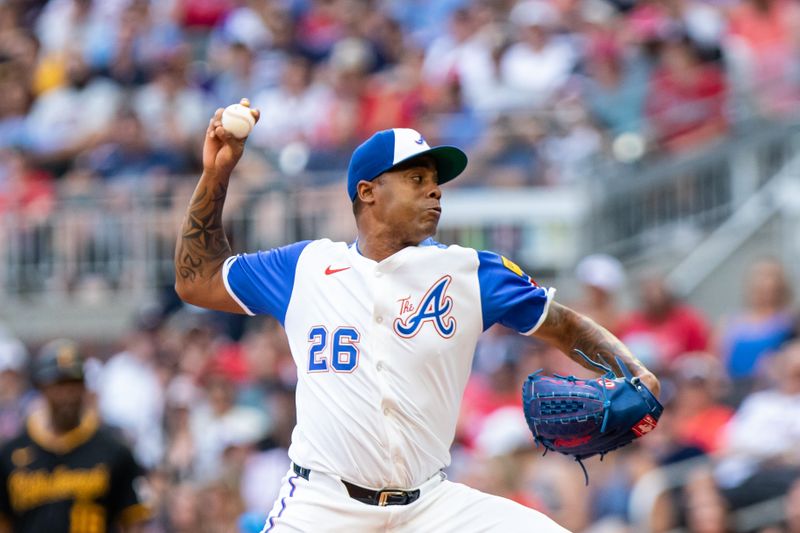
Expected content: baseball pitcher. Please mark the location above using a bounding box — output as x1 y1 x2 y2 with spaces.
174 100 661 532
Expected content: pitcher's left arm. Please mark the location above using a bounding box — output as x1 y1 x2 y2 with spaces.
533 301 660 397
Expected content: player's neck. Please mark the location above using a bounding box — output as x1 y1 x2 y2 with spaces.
49 416 82 435
356 231 423 262
357 238 405 262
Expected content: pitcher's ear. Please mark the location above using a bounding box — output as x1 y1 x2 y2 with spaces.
357 180 377 205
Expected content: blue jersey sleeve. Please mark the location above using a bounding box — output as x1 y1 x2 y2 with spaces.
222 240 311 324
477 250 555 334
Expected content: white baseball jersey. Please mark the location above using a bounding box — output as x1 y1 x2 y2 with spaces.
223 238 555 490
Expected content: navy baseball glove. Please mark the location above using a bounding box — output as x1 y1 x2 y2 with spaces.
522 351 663 483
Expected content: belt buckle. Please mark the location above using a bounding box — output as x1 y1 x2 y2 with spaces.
377 490 406 506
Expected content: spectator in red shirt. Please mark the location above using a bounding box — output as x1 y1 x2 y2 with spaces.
0 149 55 220
725 0 800 117
669 353 734 454
619 275 710 370
645 37 727 153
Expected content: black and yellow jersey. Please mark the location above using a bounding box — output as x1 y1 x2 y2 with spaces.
0 408 150 533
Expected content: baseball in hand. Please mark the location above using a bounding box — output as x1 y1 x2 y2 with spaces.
221 103 256 139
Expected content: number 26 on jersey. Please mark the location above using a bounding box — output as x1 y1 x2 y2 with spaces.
307 326 361 373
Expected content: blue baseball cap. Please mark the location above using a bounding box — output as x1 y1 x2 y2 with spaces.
347 128 468 201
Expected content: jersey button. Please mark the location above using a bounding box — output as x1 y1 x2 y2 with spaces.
376 361 384 371
383 408 390 416
375 271 383 278
376 316 383 324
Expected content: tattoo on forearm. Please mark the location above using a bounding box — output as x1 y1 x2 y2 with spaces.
545 304 647 376
175 181 231 282
569 315 646 375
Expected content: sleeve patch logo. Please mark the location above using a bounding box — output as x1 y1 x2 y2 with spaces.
394 275 457 338
501 256 524 277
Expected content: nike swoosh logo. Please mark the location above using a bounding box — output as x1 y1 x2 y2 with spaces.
325 266 351 275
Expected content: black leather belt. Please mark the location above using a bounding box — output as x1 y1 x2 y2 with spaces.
293 463 421 506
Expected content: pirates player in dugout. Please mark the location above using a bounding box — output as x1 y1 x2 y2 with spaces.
0 339 151 533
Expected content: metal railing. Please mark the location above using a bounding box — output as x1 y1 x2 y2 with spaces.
587 118 800 261
0 183 590 302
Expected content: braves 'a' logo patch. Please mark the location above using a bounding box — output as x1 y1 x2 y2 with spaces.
394 275 456 338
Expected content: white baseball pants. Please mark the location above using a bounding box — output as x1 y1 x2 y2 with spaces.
260 467 571 532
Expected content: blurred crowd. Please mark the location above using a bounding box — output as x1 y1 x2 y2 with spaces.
2 0 800 220
1 253 799 532
2 0 800 531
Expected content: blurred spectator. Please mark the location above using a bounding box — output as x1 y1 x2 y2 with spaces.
502 1 577 109
540 99 602 184
163 374 198 481
210 42 264 108
132 56 210 154
102 1 185 87
716 257 794 387
669 353 734 454
180 0 233 29
236 317 295 409
467 114 544 186
725 0 800 118
645 37 728 153
682 468 731 533
239 384 296 521
0 149 55 219
34 0 105 62
0 339 151 532
210 4 271 56
84 108 189 184
422 8 478 84
451 22 518 114
581 39 650 137
0 337 33 444
311 36 375 155
250 54 332 154
419 76 485 152
713 340 800 516
0 149 55 292
388 0 466 46
295 0 346 60
25 53 122 162
162 482 203 533
459 326 528 447
189 362 268 482
0 77 32 149
619 274 710 370
462 408 590 531
95 320 166 470
572 253 626 334
787 479 800 533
